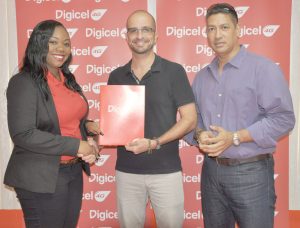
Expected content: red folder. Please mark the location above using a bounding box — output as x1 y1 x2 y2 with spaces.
98 85 145 145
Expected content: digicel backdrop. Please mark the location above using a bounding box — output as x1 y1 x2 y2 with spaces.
156 1 291 228
12 0 291 227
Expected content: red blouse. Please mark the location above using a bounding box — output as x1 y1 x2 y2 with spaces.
47 71 87 161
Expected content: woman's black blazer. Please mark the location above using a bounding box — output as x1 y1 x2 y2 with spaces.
4 72 91 193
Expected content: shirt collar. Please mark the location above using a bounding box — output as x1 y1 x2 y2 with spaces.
209 45 247 70
125 54 162 77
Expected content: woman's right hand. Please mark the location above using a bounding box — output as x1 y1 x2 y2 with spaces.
77 140 99 157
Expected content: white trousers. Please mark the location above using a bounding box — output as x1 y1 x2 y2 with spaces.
116 171 184 228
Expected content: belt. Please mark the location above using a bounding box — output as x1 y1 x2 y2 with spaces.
209 153 272 166
60 158 80 165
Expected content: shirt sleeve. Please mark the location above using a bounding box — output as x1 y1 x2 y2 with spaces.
246 62 295 148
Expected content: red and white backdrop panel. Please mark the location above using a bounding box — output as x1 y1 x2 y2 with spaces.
156 1 291 228
15 0 291 227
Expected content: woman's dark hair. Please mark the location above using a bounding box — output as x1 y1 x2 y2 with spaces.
20 19 81 100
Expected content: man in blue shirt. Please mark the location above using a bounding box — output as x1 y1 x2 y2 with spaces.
186 3 295 228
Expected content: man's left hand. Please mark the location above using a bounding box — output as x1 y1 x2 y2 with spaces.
198 125 233 157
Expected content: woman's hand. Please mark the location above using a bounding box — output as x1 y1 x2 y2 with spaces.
85 121 103 135
77 139 102 164
80 154 97 164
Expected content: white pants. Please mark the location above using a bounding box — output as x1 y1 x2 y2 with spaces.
116 171 184 228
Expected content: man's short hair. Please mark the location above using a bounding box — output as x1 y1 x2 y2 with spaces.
206 3 238 24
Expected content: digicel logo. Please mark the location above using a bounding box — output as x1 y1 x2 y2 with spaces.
196 44 214 56
182 63 209 73
239 25 280 37
184 210 203 220
92 46 108 58
88 173 116 184
182 173 201 183
92 82 106 94
195 6 248 19
95 154 110 167
263 25 280 37
86 64 121 76
68 65 79 73
55 9 107 22
82 190 110 202
95 191 110 202
91 9 107 21
81 82 107 94
235 6 249 18
90 210 118 221
27 28 77 38
86 27 127 39
71 46 107 58
66 28 78 38
166 26 206 38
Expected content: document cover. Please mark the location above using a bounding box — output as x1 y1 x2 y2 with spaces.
99 85 145 145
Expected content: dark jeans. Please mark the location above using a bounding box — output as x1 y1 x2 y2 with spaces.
15 162 83 228
201 155 276 228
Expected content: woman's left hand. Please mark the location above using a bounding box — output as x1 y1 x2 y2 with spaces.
85 120 103 135
80 154 97 164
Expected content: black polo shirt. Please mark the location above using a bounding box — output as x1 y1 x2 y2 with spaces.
108 55 194 174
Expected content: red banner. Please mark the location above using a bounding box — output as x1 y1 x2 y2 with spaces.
157 1 291 227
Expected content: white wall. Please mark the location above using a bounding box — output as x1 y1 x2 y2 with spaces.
0 0 20 209
289 0 300 210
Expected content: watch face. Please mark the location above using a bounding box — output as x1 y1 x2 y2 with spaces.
233 139 240 146
233 133 240 146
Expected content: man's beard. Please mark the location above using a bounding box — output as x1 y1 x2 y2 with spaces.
129 39 155 54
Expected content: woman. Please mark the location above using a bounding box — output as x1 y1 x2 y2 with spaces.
4 20 100 228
